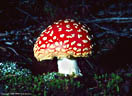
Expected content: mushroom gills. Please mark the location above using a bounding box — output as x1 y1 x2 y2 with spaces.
57 58 82 76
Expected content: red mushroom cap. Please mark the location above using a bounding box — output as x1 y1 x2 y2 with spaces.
33 19 93 61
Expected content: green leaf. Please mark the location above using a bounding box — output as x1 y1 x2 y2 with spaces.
94 74 98 80
101 74 105 78
116 86 120 92
43 90 47 96
107 82 110 88
77 82 81 88
126 73 132 77
111 73 116 78
105 73 108 78
98 75 101 79
33 84 37 89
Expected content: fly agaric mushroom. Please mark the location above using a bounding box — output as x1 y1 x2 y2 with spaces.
33 19 93 76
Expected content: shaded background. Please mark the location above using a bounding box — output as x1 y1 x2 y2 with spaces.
0 0 132 95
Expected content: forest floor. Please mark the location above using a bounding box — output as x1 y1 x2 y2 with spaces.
0 0 132 95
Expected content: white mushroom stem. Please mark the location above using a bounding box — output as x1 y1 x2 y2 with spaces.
57 58 83 76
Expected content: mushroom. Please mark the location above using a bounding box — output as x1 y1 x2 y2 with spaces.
33 19 93 76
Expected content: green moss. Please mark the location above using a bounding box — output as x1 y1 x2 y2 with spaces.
0 71 83 95
0 62 31 76
94 73 123 95
0 62 130 95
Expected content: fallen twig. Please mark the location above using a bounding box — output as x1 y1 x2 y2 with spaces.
0 33 7 37
7 47 19 56
95 31 131 38
84 58 94 71
16 7 41 24
93 23 132 38
82 17 132 23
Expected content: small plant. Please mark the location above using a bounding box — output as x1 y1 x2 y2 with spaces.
0 72 83 95
94 73 123 95
0 62 31 76
1 62 130 95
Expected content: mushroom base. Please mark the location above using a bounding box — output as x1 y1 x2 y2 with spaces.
57 58 82 76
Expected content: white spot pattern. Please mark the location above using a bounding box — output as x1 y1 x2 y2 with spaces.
55 42 59 46
71 34 75 37
58 28 62 31
71 41 76 45
73 23 78 26
71 19 74 22
34 19 93 61
83 48 88 51
60 34 65 38
82 40 88 43
66 29 73 32
78 34 82 38
41 44 45 48
47 44 50 47
60 41 63 45
53 36 57 40
67 36 72 38
66 25 70 28
50 44 55 48
86 35 91 40
50 30 54 36
56 47 61 51
49 39 53 42
66 44 70 48
43 37 47 40
64 40 69 43
77 29 81 32
73 47 77 50
49 26 52 30
64 20 69 23
77 49 81 52
77 43 82 46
